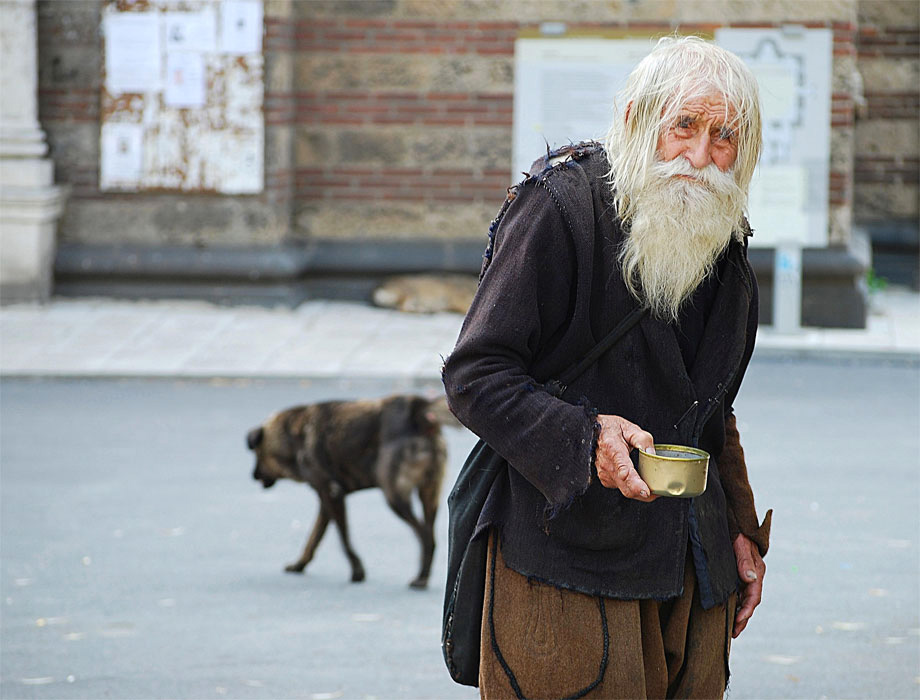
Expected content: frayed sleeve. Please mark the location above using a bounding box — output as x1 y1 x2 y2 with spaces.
720 251 771 556
442 181 595 511
721 412 772 556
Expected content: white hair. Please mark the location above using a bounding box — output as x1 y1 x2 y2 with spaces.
603 35 763 224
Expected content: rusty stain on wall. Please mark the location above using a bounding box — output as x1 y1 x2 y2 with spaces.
100 0 264 194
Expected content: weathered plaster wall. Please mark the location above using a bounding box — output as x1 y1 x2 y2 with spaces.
37 0 293 247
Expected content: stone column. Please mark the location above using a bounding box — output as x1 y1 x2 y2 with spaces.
0 0 67 303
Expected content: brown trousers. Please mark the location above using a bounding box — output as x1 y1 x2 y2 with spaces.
480 533 735 700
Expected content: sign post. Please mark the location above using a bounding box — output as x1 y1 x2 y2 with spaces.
773 243 803 334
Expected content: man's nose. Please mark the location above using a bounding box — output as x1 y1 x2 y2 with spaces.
683 133 712 169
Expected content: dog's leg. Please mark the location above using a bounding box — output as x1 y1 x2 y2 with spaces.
417 479 440 588
384 493 433 589
285 504 330 574
324 493 366 583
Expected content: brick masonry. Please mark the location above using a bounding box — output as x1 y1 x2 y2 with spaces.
286 10 872 245
853 1 919 224
34 0 917 248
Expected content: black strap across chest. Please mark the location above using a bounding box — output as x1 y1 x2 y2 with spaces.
544 306 648 399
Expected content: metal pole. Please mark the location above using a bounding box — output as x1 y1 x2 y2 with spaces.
773 243 803 334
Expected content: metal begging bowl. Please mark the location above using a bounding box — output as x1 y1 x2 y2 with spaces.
637 445 710 498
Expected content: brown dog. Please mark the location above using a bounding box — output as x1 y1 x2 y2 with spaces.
246 394 448 589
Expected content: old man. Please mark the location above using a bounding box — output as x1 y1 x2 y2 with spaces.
443 35 773 698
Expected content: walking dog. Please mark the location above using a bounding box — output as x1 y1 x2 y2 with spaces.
246 395 448 589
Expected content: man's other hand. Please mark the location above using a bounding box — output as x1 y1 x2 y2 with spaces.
595 414 658 502
732 533 765 638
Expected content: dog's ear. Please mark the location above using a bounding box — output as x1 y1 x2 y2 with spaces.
422 395 462 429
246 427 264 450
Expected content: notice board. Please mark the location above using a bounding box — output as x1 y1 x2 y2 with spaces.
100 0 264 194
716 27 832 248
511 36 658 180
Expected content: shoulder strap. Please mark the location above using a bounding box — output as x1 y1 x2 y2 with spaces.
488 144 643 400
545 306 648 399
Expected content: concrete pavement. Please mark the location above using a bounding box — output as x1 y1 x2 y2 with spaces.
2 362 918 699
2 291 918 699
1 286 918 379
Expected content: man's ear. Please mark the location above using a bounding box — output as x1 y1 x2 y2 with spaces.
624 100 633 126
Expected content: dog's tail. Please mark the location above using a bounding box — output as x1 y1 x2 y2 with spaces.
422 394 463 430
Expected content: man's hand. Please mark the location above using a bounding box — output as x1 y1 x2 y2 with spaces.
732 533 765 638
595 414 658 502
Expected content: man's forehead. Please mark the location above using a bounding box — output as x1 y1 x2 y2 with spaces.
673 95 738 122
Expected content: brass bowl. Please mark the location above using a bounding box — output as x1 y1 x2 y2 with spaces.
637 444 710 498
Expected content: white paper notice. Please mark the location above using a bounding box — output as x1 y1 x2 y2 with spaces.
717 27 833 247
165 10 217 53
747 165 809 246
512 38 656 178
165 52 206 108
753 62 798 124
104 13 161 95
220 0 263 55
100 122 144 189
217 131 263 193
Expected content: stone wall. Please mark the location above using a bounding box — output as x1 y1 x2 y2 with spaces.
38 0 876 250
289 0 865 247
854 0 918 225
31 0 918 318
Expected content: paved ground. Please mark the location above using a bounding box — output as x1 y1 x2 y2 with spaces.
1 363 918 700
0 286 917 379
0 288 918 699
1 377 474 700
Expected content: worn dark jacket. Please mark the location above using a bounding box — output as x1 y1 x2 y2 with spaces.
442 143 769 608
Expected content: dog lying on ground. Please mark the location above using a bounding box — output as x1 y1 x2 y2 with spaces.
246 394 450 589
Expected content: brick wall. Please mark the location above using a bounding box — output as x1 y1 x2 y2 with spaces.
854 0 919 225
290 1 863 245
37 0 916 254
288 9 520 240
262 1 296 215
36 1 100 204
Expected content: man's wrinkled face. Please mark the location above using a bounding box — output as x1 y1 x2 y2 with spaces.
656 95 739 174
621 92 745 322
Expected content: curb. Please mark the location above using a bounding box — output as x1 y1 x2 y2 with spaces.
2 348 918 382
751 347 920 366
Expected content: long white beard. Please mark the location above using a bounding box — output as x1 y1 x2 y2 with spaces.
619 158 746 322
